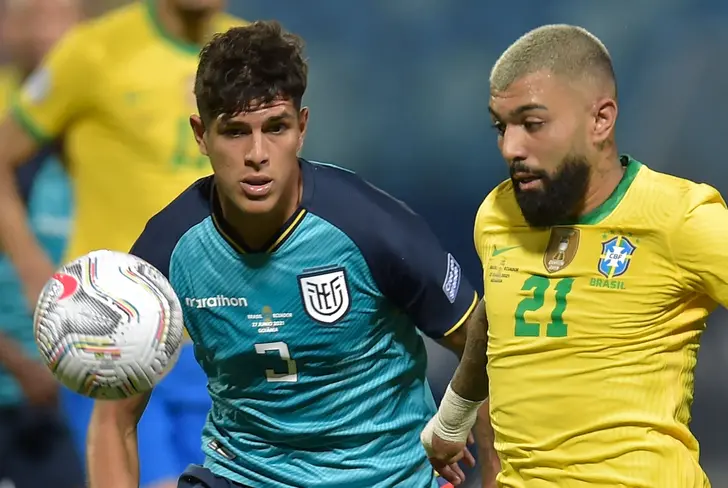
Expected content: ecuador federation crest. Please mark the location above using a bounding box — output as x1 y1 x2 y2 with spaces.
297 267 351 325
598 236 637 278
543 227 580 273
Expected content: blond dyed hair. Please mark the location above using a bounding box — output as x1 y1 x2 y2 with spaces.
490 24 616 95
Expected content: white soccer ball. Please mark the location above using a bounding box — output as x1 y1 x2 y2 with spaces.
33 250 184 400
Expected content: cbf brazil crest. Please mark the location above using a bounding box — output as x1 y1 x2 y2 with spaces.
598 236 637 278
297 267 351 324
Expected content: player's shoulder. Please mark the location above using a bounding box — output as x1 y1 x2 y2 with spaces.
45 2 145 64
70 2 145 42
130 176 213 276
633 159 726 212
304 158 423 230
475 178 525 231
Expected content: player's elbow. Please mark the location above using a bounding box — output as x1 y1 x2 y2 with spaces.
0 115 40 171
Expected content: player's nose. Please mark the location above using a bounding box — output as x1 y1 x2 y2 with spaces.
244 132 269 167
500 126 529 162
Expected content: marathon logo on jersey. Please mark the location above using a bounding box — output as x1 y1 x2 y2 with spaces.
297 267 351 325
598 236 637 279
185 295 248 309
442 253 461 304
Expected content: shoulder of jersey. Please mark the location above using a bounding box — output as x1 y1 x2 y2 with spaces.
636 163 725 214
306 160 414 214
475 178 525 231
56 3 150 60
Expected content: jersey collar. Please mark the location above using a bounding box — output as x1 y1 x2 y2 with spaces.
573 154 642 226
144 0 214 56
210 159 313 254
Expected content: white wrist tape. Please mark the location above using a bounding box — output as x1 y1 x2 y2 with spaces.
432 384 485 443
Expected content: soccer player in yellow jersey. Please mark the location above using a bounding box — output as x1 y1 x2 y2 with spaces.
0 1 245 487
421 24 724 488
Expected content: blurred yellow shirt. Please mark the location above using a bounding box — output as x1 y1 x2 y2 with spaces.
475 157 718 487
0 67 19 113
11 0 245 262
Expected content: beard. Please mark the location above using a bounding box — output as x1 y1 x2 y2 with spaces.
511 154 591 228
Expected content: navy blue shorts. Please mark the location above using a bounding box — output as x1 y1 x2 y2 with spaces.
0 405 84 488
178 465 458 488
178 465 250 488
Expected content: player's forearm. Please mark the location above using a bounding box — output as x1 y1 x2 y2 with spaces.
475 401 500 487
0 172 48 269
87 397 148 488
451 299 489 401
0 332 57 405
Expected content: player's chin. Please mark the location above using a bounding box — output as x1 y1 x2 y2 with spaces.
235 195 278 215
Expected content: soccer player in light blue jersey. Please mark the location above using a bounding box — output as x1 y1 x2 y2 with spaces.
88 21 489 488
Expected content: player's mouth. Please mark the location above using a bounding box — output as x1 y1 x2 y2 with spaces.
512 173 544 191
240 175 273 199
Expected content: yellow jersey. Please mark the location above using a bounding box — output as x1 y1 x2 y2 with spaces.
0 68 19 112
476 156 724 488
11 1 244 262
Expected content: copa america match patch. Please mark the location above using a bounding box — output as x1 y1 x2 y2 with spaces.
442 253 461 304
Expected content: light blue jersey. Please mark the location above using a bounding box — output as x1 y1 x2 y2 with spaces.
0 156 71 405
131 160 477 487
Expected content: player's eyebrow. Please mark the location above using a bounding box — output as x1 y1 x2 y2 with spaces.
489 103 548 120
264 113 294 123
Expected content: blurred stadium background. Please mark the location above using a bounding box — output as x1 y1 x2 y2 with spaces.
1 0 727 486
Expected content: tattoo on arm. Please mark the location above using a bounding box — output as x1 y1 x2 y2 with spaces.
451 299 488 402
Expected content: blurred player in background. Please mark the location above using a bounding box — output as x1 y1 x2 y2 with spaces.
422 24 728 488
0 1 245 487
0 0 82 487
88 21 489 488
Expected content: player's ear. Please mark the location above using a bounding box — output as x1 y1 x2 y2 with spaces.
297 106 309 154
591 97 617 146
189 114 209 156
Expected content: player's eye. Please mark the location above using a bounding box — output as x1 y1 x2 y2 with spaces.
491 121 506 136
222 128 248 138
266 123 288 134
523 121 544 132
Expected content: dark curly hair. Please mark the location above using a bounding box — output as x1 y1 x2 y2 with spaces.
194 21 308 124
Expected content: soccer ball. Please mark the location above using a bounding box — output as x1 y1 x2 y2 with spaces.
33 250 184 400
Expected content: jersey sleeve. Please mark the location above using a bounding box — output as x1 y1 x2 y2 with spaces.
474 199 490 265
10 26 99 141
373 206 478 339
672 184 728 306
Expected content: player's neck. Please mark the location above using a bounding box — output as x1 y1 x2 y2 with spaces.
580 154 625 216
155 0 216 46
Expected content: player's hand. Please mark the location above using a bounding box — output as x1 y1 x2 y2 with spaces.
422 416 476 486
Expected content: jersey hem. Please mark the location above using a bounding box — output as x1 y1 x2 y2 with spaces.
9 98 51 143
443 291 479 337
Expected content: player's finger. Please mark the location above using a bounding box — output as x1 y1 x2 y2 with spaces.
461 446 476 468
435 464 463 486
447 461 467 484
467 431 475 445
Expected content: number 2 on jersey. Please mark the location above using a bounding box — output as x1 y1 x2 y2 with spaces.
255 342 298 383
514 276 574 337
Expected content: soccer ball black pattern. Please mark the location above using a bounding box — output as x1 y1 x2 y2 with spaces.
33 250 184 399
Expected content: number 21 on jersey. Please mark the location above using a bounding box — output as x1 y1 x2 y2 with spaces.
514 276 574 337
